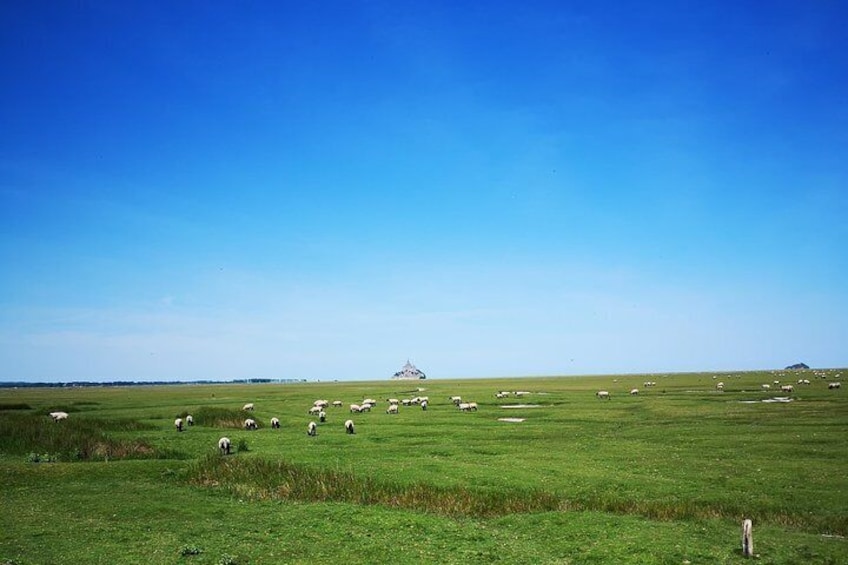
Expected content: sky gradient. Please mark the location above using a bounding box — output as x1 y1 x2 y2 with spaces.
2 1 846 382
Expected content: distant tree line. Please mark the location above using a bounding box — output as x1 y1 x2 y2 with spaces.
0 378 307 389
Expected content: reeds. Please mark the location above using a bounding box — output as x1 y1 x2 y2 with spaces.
186 406 262 429
0 412 180 462
188 455 848 533
189 455 566 518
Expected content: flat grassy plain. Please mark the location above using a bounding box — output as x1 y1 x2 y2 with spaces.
1 369 846 564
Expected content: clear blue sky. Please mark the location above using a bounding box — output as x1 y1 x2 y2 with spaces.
1 1 846 382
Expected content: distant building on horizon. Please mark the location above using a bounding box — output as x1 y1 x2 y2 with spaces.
391 360 426 380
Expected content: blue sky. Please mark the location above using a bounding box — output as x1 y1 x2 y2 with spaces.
1 1 846 382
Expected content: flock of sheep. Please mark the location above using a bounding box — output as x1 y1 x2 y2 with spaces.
162 392 493 455
45 371 841 459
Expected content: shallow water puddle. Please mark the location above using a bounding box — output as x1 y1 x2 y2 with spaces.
738 396 794 404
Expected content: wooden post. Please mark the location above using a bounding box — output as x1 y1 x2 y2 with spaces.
742 519 754 557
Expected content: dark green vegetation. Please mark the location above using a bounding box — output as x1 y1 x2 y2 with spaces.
1 370 846 564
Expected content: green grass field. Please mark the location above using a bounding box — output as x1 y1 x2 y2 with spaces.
1 369 846 564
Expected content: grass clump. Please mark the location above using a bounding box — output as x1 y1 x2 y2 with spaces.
188 455 564 518
0 412 182 462
190 406 260 429
179 545 203 556
0 403 32 411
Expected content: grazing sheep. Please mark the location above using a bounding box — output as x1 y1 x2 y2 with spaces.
742 518 754 557
829 382 841 389
175 418 184 432
596 391 610 400
319 410 326 423
716 382 725 390
344 419 355 434
780 385 794 393
308 406 322 415
386 404 399 414
495 392 509 399
244 418 257 430
186 414 194 426
49 411 69 422
362 398 377 407
218 437 231 455
349 404 362 413
450 396 462 405
243 403 255 411
630 388 639 395
387 398 399 405
761 384 770 390
270 417 280 429
421 399 428 411
332 400 343 407
307 421 317 436
313 400 329 409
359 403 372 412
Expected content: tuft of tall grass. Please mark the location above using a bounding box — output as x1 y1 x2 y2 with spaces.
0 403 32 411
188 455 567 518
188 407 262 429
0 412 182 462
187 455 848 533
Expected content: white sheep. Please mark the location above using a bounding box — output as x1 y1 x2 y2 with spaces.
495 392 509 399
319 410 326 423
780 385 794 393
421 399 428 411
450 395 462 405
387 398 399 405
596 391 610 400
386 404 399 414
271 417 280 429
829 382 841 389
218 437 231 455
308 406 322 415
332 400 343 407
761 384 770 390
630 388 639 395
349 404 362 413
175 418 184 432
344 419 355 434
244 418 257 430
307 421 317 436
243 403 255 411
49 411 69 422
716 382 725 390
186 414 194 426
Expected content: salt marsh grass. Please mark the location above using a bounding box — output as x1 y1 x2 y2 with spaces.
1 369 846 563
